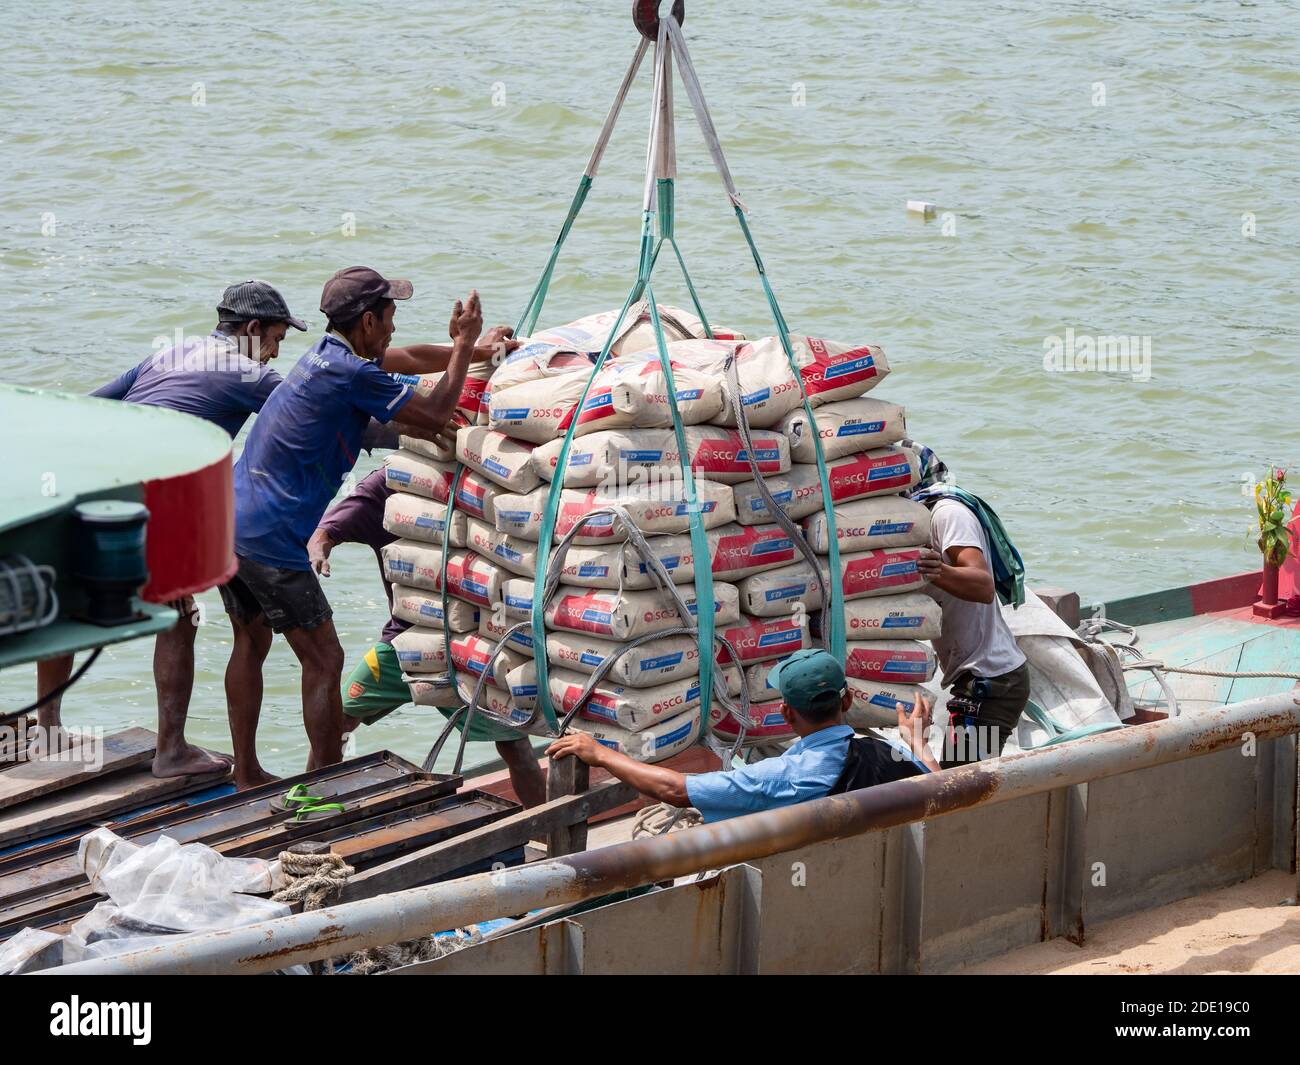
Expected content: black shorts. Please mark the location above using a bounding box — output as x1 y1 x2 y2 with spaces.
218 555 332 634
941 663 1031 769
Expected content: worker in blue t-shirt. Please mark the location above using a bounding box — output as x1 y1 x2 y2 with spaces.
219 266 497 789
547 649 940 824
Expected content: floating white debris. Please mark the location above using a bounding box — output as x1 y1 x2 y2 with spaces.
906 200 937 218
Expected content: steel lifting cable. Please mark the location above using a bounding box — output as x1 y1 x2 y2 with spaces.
661 15 846 655
431 16 856 763
514 38 650 339
725 359 831 646
426 503 755 773
527 22 717 737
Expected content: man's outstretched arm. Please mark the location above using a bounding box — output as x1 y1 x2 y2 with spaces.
388 292 484 434
381 325 518 375
546 731 691 808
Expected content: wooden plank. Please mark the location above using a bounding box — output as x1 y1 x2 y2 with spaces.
0 750 445 875
0 718 36 770
339 779 638 903
545 757 590 857
1225 629 1300 704
0 779 444 914
296 793 515 868
0 728 157 812
0 791 520 937
0 765 229 849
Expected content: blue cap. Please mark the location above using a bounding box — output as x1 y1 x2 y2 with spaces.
766 649 847 713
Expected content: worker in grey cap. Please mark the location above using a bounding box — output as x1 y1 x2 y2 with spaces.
35 279 307 779
221 266 504 788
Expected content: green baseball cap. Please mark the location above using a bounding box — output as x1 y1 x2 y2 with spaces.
766 649 847 713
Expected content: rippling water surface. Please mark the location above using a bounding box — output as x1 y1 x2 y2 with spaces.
2 1 1297 774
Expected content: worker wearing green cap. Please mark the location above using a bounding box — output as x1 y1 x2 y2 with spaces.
547 649 941 824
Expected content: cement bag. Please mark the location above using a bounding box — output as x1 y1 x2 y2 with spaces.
489 342 596 393
742 660 782 702
456 427 541 493
530 426 789 487
846 678 923 730
781 397 905 462
407 675 460 707
380 542 504 606
735 547 925 613
453 470 503 523
556 533 696 589
390 625 450 673
381 540 448 594
842 591 942 641
839 548 926 600
391 584 481 633
788 336 890 406
715 614 813 666
546 631 703 687
572 706 701 764
530 303 726 357
666 339 805 429
494 479 735 544
802 496 930 553
711 523 800 580
499 578 535 620
845 640 936 685
545 581 740 641
405 681 527 738
736 561 824 617
559 522 797 587
479 609 536 656
503 660 539 711
383 451 455 501
567 355 724 436
383 492 468 547
474 685 534 730
463 517 539 579
443 550 506 607
548 667 703 732
617 303 746 353
450 633 526 690
399 412 468 462
709 699 793 742
487 371 594 444
402 367 493 421
732 446 919 524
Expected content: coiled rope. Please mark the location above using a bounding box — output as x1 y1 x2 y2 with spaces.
271 851 354 912
632 802 702 838
272 850 480 975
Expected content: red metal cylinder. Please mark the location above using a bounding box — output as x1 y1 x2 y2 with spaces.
139 453 237 603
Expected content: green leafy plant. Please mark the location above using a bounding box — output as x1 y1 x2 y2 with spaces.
1254 466 1293 567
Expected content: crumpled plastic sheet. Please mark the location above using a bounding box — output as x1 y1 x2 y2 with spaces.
1 828 304 974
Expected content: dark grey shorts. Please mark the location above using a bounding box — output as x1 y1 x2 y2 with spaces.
218 555 332 634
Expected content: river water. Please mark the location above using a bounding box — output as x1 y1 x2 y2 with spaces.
2 1 1297 775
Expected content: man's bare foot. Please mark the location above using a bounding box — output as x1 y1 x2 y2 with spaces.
234 766 280 791
152 743 232 779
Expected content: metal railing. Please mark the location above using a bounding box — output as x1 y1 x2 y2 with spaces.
49 689 1300 975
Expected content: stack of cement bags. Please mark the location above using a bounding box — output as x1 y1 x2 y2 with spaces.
377 372 540 732
399 303 941 760
643 332 940 740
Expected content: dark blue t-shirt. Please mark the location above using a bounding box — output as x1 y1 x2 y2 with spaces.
92 331 281 438
234 333 413 570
